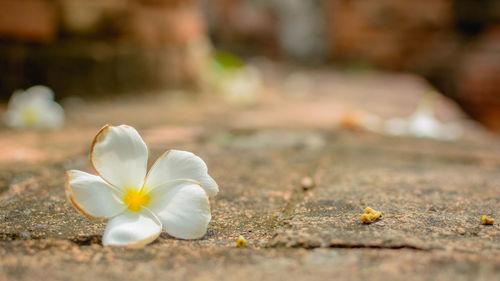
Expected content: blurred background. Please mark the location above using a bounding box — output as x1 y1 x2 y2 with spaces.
0 0 499 131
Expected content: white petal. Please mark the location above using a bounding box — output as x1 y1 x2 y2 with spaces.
4 107 24 128
25 85 55 101
65 170 126 219
145 150 218 197
6 90 29 109
148 181 211 239
10 86 54 110
102 209 162 246
408 112 440 138
7 86 53 109
39 102 65 129
91 125 148 191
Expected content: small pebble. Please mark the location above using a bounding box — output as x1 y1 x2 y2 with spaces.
301 177 315 190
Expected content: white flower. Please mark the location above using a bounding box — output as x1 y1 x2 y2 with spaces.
218 65 262 106
4 85 64 130
384 92 462 140
407 108 445 138
65 124 218 246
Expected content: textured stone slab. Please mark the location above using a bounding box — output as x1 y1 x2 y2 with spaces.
268 133 500 253
0 70 499 280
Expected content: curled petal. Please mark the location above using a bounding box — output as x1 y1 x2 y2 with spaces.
102 209 162 246
91 124 148 191
148 181 211 239
145 150 218 196
65 170 126 219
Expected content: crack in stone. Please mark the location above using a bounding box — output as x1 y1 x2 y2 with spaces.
327 242 429 251
0 232 43 241
272 151 332 234
69 235 102 246
267 235 430 251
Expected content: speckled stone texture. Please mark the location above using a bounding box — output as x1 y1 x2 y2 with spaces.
0 69 499 281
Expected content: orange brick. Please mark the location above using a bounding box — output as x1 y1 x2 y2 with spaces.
0 0 57 42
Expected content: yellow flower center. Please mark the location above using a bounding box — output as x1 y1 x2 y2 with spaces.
22 108 39 126
123 188 151 212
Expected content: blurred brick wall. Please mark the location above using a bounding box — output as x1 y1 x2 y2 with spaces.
456 26 500 131
2 0 499 129
0 0 57 42
204 0 457 70
324 0 456 71
204 0 279 58
0 0 210 99
204 0 500 130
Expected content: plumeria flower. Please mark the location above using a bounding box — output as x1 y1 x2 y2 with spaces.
4 85 64 130
218 65 262 106
385 92 462 140
205 51 262 106
65 124 218 246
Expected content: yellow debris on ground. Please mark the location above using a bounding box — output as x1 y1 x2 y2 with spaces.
361 207 383 224
481 216 495 225
236 235 247 248
339 110 362 130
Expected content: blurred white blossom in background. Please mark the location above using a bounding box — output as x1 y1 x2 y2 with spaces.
4 85 65 130
217 65 261 106
205 51 262 106
385 92 462 141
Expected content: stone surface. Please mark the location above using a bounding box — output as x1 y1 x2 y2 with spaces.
0 69 499 280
